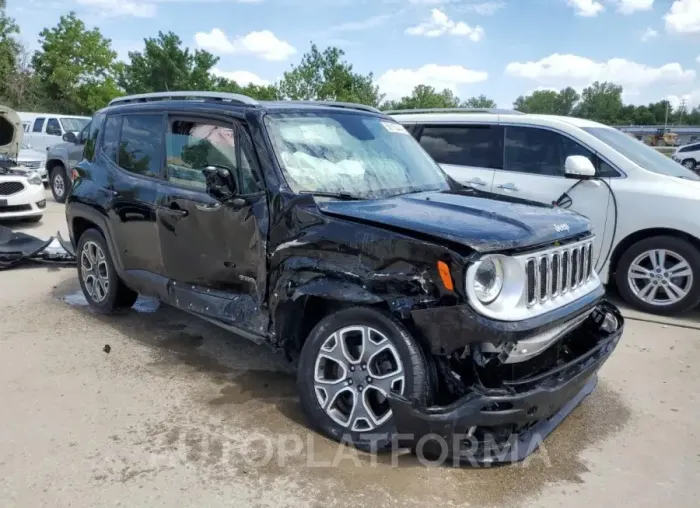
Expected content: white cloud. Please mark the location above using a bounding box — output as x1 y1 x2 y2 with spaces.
194 29 296 61
566 0 604 17
76 0 156 17
406 9 485 41
211 68 270 86
641 27 658 41
505 54 696 90
666 90 700 110
664 0 700 35
614 0 654 15
697 55 700 64
376 64 488 100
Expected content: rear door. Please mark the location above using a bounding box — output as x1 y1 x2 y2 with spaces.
490 125 615 268
99 112 166 278
416 124 502 191
156 112 269 332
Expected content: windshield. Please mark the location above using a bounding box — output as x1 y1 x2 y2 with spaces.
264 111 451 199
60 117 90 133
583 127 700 181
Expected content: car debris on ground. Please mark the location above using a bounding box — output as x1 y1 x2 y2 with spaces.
0 225 76 270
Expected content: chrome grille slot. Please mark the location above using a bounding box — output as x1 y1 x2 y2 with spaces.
524 238 595 309
539 256 548 301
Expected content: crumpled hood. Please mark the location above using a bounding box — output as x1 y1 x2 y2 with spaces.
317 191 591 253
0 105 22 159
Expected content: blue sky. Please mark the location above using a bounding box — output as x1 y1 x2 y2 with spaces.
10 0 700 108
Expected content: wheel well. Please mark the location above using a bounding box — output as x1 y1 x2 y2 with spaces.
46 159 65 175
609 227 700 275
72 217 102 244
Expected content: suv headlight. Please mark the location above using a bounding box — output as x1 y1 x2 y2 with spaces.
474 257 504 303
27 172 43 186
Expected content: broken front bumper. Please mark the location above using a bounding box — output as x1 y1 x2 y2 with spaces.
387 301 623 466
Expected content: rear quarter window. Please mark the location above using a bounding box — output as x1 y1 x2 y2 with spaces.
418 124 504 169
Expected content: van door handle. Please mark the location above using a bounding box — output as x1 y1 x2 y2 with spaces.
466 178 487 187
497 183 519 191
163 203 189 217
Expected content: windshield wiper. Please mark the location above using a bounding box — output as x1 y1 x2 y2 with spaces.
299 191 365 201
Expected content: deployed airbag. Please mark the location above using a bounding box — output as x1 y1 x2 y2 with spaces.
0 225 76 270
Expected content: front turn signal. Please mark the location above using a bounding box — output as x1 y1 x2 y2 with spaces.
437 261 454 291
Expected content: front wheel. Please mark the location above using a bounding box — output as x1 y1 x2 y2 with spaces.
682 159 696 171
297 307 429 452
616 235 700 315
50 164 70 203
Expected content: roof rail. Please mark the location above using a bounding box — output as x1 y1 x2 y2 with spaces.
108 91 259 107
385 107 524 116
268 100 381 114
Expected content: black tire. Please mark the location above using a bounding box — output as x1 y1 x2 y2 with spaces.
50 164 70 203
297 306 429 452
77 228 138 314
682 159 696 171
616 235 700 315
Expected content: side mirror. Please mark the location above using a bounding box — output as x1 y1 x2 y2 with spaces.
62 132 77 144
564 155 596 179
202 166 237 201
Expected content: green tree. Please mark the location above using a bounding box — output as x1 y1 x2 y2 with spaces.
212 76 280 101
279 43 383 106
381 85 461 110
462 94 497 108
117 31 219 94
513 87 580 115
0 0 20 101
31 12 120 114
573 81 623 124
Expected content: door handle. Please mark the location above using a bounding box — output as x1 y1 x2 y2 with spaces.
497 183 519 191
163 203 189 217
466 178 487 187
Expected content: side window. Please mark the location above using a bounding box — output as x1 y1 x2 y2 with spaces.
100 115 121 164
118 114 164 178
165 118 260 193
46 118 62 136
419 125 503 169
505 126 568 176
78 121 91 145
33 118 45 133
84 117 100 161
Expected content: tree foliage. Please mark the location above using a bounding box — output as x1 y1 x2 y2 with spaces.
278 43 383 106
1 8 700 127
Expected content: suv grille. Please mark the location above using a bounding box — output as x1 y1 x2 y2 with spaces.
525 240 594 307
0 182 25 196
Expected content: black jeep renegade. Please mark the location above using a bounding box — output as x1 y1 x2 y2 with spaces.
66 91 623 465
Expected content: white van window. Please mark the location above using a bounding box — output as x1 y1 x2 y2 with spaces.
33 118 45 133
46 118 62 136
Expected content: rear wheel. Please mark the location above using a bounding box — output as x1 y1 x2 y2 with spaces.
297 307 429 452
50 164 70 203
77 228 138 314
616 236 700 315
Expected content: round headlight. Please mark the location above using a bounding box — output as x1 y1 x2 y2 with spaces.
474 257 504 304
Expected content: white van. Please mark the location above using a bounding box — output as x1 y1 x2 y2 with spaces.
19 113 91 152
391 108 700 316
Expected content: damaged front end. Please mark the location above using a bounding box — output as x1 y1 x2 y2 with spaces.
388 302 623 466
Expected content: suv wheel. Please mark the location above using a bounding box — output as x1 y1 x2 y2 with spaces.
77 229 138 314
50 164 70 203
297 307 429 452
616 235 700 315
682 159 696 170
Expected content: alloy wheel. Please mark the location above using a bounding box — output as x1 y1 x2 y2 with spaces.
53 173 65 198
627 249 693 306
81 241 110 303
313 325 405 432
683 160 696 170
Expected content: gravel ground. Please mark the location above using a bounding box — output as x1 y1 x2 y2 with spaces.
0 200 698 507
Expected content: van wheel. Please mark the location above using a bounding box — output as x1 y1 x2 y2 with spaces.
616 236 700 315
50 164 70 203
682 159 696 170
297 307 429 452
77 229 138 314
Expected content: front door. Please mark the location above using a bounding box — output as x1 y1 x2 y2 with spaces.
490 125 615 270
417 124 503 191
156 114 268 330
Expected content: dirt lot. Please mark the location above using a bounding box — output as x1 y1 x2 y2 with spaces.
1 200 699 507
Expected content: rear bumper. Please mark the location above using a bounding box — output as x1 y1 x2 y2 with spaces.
388 301 623 466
